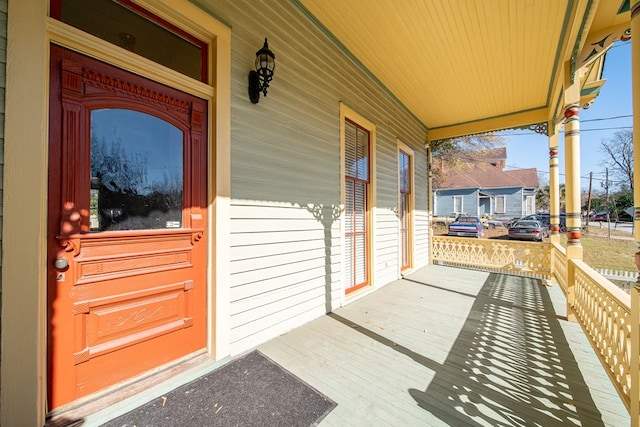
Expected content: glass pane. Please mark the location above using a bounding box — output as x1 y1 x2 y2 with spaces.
354 234 367 284
354 182 367 231
356 128 369 181
400 193 409 228
345 182 355 231
399 151 410 192
401 229 409 266
59 0 204 81
345 121 358 179
90 109 183 232
344 235 354 287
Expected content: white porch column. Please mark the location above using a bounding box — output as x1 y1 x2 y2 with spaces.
563 104 583 260
630 3 640 426
633 3 640 246
548 127 561 243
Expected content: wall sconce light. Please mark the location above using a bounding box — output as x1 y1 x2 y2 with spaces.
248 38 276 104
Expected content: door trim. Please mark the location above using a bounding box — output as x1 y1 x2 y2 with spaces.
2 1 230 425
397 140 415 274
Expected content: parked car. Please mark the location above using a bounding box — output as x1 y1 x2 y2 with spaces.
591 212 609 222
615 210 632 222
483 218 505 228
522 213 566 232
432 214 460 227
508 220 549 241
447 216 483 238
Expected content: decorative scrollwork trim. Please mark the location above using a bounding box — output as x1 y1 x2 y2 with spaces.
191 231 203 245
59 237 81 257
82 68 191 113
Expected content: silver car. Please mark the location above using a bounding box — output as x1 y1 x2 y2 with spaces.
507 220 549 241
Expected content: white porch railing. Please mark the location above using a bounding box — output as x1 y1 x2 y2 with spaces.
431 235 640 420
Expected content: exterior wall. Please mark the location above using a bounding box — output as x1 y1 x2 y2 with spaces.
216 0 429 354
482 187 524 219
435 187 532 220
434 188 477 217
510 188 526 218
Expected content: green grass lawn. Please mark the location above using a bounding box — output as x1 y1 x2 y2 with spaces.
561 226 638 272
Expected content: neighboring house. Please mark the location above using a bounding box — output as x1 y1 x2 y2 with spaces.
434 149 539 220
0 1 632 425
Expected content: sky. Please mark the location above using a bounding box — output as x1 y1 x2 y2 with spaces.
502 41 633 192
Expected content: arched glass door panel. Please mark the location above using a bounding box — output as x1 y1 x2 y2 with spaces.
90 109 183 232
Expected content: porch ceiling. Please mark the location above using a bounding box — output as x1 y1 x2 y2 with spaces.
297 0 630 142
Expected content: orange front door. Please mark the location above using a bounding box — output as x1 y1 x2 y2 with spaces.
47 45 208 409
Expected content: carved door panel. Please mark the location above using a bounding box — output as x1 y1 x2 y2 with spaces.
47 45 208 408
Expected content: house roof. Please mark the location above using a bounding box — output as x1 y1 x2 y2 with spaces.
437 162 539 191
297 1 630 141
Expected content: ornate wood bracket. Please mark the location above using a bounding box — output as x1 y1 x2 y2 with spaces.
191 231 203 245
58 236 81 257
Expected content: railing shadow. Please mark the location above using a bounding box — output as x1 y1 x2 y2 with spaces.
330 272 604 426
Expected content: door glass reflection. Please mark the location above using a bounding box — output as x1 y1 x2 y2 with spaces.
90 109 183 231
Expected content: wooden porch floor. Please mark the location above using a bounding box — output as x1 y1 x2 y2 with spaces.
258 265 629 426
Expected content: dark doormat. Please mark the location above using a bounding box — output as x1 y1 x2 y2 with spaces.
101 350 336 427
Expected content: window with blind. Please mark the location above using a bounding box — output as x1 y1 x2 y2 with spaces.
453 196 463 214
495 195 506 214
344 119 370 294
399 149 411 270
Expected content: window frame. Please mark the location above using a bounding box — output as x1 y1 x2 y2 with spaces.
340 103 376 297
50 0 209 82
397 142 414 272
525 195 534 215
453 195 463 214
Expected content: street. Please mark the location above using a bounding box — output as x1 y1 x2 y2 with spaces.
588 221 634 235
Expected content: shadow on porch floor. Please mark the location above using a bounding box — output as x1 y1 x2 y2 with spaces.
84 265 628 426
258 265 628 426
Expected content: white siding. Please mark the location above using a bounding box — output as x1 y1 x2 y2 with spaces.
211 0 429 354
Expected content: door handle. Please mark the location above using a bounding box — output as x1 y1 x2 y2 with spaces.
54 258 69 270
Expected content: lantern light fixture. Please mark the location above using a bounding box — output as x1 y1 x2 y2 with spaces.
248 38 276 104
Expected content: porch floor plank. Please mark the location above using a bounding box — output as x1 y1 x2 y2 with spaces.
258 265 629 427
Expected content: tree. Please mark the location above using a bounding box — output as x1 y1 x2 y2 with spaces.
600 129 633 190
536 185 550 210
536 183 569 212
91 134 148 195
614 188 634 211
431 133 507 187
